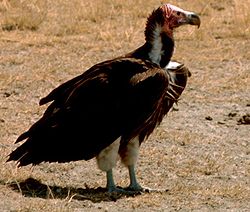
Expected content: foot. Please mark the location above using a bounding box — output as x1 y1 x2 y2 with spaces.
107 185 125 193
107 185 141 195
125 184 153 193
105 169 140 195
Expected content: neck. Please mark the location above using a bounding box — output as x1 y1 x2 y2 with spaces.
128 8 174 68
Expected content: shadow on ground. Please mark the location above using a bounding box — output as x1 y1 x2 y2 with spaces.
5 177 140 202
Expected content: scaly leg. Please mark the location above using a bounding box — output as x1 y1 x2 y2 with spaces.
106 169 124 193
119 137 151 192
106 169 116 192
126 164 155 192
106 169 141 194
97 137 138 194
127 164 143 191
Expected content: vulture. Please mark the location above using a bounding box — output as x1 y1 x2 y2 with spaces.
7 4 200 193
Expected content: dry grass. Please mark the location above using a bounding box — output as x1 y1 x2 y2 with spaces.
0 0 250 211
0 0 47 30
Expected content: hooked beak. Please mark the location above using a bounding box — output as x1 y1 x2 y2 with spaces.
185 12 201 28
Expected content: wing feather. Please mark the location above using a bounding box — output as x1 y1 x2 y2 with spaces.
8 58 169 166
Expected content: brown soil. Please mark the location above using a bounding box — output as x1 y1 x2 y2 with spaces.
0 0 249 211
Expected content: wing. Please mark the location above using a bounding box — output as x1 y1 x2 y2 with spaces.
8 58 169 166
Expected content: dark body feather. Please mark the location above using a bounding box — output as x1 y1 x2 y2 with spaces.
7 5 192 168
8 57 183 166
8 56 189 166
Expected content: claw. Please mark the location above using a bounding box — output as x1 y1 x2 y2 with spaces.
125 184 156 193
108 186 141 195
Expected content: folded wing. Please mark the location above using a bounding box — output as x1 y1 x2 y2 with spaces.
8 58 169 166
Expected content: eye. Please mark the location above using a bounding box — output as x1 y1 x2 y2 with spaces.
176 11 181 16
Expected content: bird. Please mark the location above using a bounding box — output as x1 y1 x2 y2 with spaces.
7 4 200 194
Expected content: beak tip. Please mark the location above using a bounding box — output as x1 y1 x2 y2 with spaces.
188 13 201 28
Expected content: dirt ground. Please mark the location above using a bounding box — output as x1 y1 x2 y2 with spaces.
0 0 249 211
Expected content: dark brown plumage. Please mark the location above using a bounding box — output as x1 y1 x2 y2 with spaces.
7 4 200 193
11 59 168 163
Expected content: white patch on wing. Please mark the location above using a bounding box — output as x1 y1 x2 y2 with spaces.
120 137 140 166
165 61 182 70
96 137 121 172
164 61 183 83
148 24 163 65
164 61 186 103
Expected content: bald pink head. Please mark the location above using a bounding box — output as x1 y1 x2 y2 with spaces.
161 3 200 30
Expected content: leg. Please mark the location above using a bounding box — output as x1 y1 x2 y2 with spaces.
119 137 146 191
106 169 126 193
105 168 141 194
96 137 121 192
127 164 143 191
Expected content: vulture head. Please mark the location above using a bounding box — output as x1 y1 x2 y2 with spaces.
163 4 201 29
146 4 201 40
143 3 201 67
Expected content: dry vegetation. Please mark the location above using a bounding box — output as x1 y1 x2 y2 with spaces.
0 0 249 211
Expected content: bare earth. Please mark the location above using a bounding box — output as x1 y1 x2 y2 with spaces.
0 0 249 211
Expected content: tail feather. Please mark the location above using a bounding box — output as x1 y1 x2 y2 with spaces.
7 138 45 166
7 142 29 165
